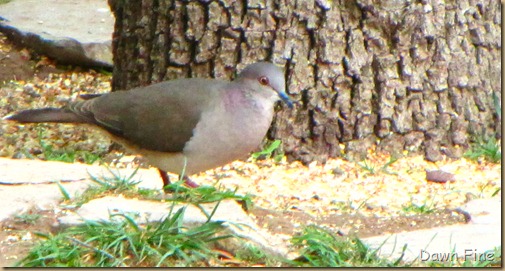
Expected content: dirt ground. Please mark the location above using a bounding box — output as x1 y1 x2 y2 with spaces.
0 32 499 267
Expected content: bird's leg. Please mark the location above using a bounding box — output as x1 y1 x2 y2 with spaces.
158 169 199 192
158 169 172 192
182 176 199 188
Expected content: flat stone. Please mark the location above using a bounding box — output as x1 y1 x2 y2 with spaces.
0 158 163 221
363 223 500 263
0 157 99 184
57 196 292 258
0 0 113 67
362 197 501 263
0 157 161 188
0 181 90 221
456 197 501 225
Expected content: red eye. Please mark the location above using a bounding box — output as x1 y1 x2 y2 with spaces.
258 76 269 86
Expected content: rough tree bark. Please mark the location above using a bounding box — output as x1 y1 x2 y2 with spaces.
107 0 501 164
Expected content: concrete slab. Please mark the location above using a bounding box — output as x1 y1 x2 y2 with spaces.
0 181 90 221
0 158 163 221
0 0 113 67
362 197 502 263
363 223 501 263
0 157 162 188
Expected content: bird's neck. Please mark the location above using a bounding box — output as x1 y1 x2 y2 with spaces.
227 80 277 107
220 83 275 146
223 83 254 107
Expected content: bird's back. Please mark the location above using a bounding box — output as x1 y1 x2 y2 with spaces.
72 78 228 152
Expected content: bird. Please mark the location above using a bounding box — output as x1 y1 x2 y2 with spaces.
3 62 293 191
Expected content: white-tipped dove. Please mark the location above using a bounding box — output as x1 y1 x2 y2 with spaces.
4 62 293 190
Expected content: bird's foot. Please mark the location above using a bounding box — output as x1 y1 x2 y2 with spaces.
158 169 199 193
182 176 199 188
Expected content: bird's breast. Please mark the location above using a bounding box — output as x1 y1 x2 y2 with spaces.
179 94 274 173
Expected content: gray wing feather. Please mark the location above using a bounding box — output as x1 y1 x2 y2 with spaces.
69 78 224 152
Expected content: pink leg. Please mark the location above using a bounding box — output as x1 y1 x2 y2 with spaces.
158 169 171 192
157 168 199 191
182 175 199 188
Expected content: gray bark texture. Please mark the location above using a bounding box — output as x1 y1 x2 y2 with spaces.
108 0 501 164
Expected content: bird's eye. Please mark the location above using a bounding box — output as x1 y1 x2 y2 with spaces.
258 76 269 86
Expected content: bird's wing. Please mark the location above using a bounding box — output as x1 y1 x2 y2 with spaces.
69 78 225 152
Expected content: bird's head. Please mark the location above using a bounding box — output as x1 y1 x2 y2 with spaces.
236 62 293 108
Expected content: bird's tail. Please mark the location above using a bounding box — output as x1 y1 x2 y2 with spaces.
3 108 87 124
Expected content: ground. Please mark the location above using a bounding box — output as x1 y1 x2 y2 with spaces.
0 31 501 267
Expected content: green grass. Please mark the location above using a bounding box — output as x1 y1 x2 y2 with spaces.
36 130 102 164
357 156 399 176
401 197 437 214
39 141 102 165
330 196 372 214
14 213 42 225
464 136 501 163
163 181 254 208
88 167 142 193
67 167 145 206
65 167 254 210
290 225 403 267
290 224 500 267
16 209 231 267
18 167 256 267
250 139 284 162
27 167 263 267
234 244 285 266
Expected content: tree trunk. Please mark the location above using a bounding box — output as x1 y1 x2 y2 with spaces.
108 0 501 164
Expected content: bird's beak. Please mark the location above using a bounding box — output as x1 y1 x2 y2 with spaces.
278 92 293 109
